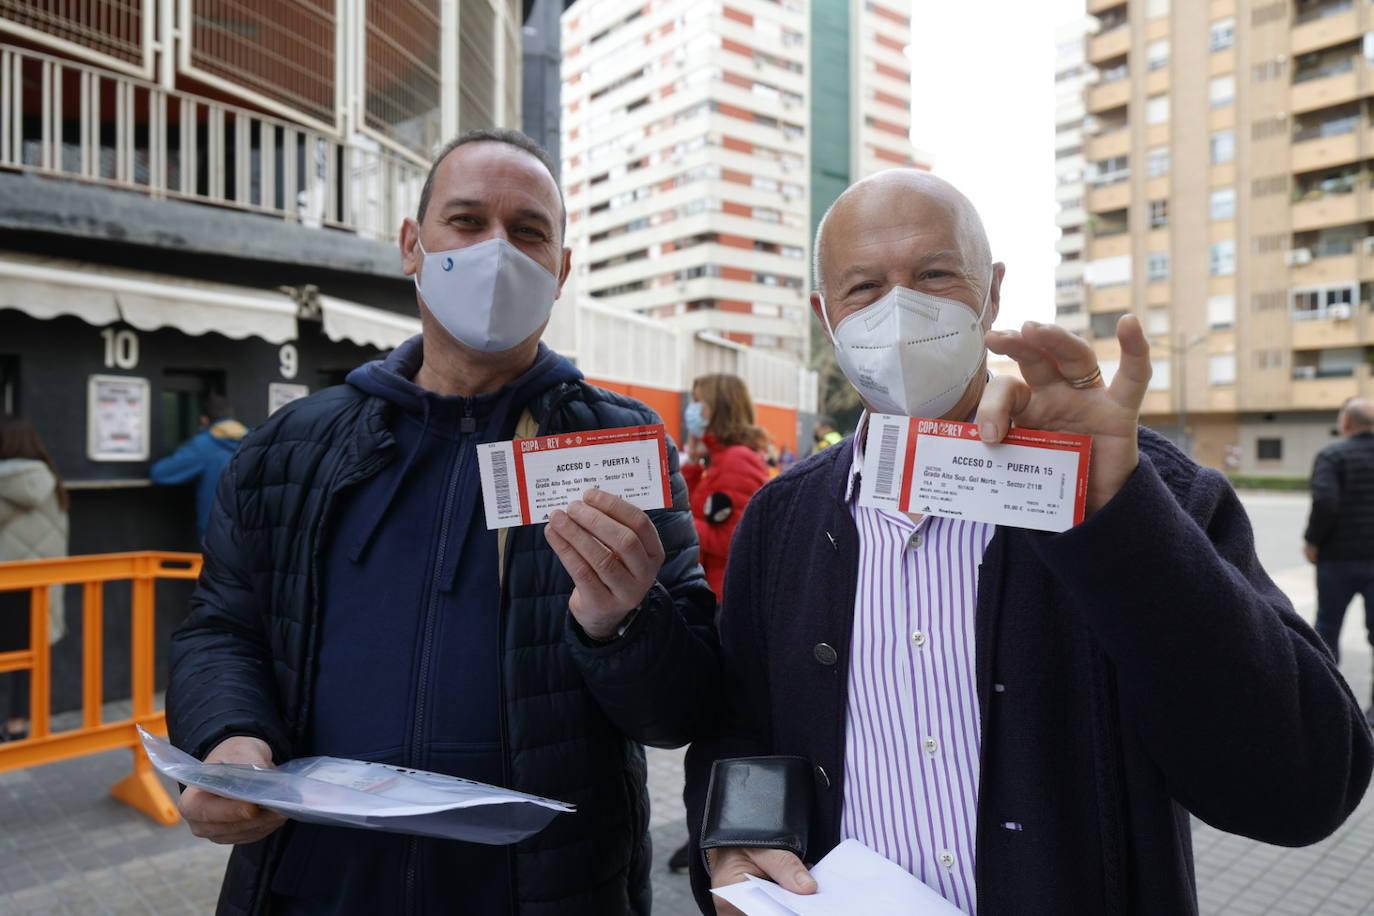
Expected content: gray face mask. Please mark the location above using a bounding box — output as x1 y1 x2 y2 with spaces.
414 237 558 352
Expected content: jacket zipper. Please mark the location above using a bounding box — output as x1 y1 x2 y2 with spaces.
498 387 573 916
403 400 475 911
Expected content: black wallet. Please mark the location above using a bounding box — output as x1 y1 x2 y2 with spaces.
699 756 813 858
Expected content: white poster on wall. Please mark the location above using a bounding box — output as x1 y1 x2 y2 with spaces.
88 375 150 461
269 382 310 416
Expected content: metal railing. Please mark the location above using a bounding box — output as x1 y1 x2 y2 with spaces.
0 43 426 242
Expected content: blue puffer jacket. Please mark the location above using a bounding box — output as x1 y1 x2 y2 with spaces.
149 420 245 536
167 355 719 916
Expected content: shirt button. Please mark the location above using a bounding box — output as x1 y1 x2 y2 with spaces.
911 630 927 648
908 531 924 549
939 850 955 869
813 643 838 666
923 736 939 755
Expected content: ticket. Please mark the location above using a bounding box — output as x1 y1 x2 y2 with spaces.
477 424 671 529
857 414 1092 532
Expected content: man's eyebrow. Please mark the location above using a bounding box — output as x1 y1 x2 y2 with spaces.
436 198 554 230
834 249 965 287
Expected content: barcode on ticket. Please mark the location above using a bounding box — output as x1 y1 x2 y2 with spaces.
490 448 514 518
874 423 900 497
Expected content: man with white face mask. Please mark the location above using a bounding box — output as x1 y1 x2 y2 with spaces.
685 170 1372 914
167 129 719 915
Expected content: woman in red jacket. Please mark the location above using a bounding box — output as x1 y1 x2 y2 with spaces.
679 373 771 605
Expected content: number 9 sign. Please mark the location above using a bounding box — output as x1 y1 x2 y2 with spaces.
279 343 299 379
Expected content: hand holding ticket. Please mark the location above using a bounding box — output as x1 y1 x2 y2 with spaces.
478 424 674 639
859 413 1092 532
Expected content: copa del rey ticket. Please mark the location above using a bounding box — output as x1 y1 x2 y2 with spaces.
858 414 1092 532
477 424 671 529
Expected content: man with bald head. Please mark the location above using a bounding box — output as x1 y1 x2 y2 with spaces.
685 170 1371 914
167 129 719 914
1305 398 1374 713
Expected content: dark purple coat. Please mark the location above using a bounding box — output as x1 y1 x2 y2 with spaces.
686 428 1372 915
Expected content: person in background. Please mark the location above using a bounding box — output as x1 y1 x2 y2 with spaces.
0 416 69 742
1304 396 1374 725
149 394 247 539
670 373 770 875
810 416 842 454
680 374 771 601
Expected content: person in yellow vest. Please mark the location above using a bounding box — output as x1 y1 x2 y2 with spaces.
810 416 843 455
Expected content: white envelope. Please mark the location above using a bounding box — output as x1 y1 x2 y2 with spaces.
711 840 967 915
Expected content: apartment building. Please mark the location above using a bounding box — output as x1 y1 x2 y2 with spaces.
560 0 922 361
1055 17 1096 337
1072 0 1374 475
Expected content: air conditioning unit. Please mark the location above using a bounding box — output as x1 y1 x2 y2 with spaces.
1285 248 1313 265
1330 303 1353 320
1362 236 1374 254
1293 365 1318 379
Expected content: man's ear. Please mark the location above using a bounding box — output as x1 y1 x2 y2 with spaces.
985 262 1006 328
810 292 832 342
555 247 572 299
400 218 422 277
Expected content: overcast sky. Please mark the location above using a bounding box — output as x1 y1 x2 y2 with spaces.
908 0 1085 330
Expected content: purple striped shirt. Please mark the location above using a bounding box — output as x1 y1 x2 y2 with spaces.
840 419 992 914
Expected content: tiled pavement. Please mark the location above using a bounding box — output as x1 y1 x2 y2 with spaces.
3 493 1374 915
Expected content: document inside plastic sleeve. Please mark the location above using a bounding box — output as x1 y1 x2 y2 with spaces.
477 424 672 529
857 414 1092 532
139 727 573 845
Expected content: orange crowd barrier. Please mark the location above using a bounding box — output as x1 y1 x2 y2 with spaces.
0 551 202 826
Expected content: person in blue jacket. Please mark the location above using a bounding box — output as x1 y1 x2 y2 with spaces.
149 394 245 538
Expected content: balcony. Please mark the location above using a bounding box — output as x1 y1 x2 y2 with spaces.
1291 189 1364 232
1056 233 1085 256
1087 79 1131 112
1087 0 1122 12
1291 125 1361 171
1291 310 1362 348
1088 26 1130 64
1086 129 1130 161
1088 233 1130 259
1088 284 1131 313
1293 5 1360 56
1290 373 1361 408
1290 58 1363 114
1291 251 1359 286
0 44 424 242
1087 182 1132 211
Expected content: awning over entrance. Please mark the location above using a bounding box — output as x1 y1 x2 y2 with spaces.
0 253 298 344
318 294 419 351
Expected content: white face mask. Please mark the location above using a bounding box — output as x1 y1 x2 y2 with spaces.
413 236 558 352
822 282 991 418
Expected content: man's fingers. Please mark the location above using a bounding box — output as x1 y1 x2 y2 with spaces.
1020 320 1102 387
583 489 666 565
984 329 1062 388
180 787 261 824
975 375 1033 444
1108 313 1152 409
566 498 654 580
750 848 817 894
544 521 617 607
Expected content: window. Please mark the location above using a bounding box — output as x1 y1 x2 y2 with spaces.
1146 306 1170 335
1146 94 1170 125
1147 39 1170 72
1150 359 1171 391
1147 251 1170 283
1210 240 1236 276
1085 255 1132 287
1090 311 1129 338
161 370 228 455
1257 438 1282 461
1207 294 1236 329
1210 18 1235 52
1148 199 1169 228
1089 156 1130 187
1210 130 1235 164
1291 284 1357 320
1208 353 1236 385
1146 145 1170 177
1210 187 1236 220
1209 74 1235 107
1146 0 1170 17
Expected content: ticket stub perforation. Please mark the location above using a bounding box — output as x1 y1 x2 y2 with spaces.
477 424 671 529
858 414 1092 532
